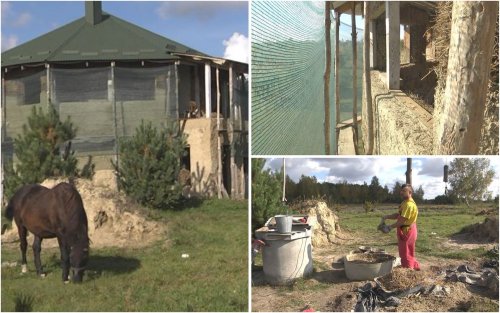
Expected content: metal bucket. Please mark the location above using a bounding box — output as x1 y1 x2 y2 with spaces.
275 215 292 233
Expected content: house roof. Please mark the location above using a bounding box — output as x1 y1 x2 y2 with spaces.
2 5 208 68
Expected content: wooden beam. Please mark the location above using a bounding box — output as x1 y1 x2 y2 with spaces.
335 11 341 154
370 1 386 19
435 1 498 154
324 2 332 155
216 67 222 199
386 1 400 90
364 2 374 155
370 20 377 68
204 63 211 118
351 2 359 154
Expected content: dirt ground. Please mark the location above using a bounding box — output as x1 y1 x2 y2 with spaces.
252 233 499 312
1 171 166 249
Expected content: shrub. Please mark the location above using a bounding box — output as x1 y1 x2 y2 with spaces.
2 105 93 202
112 121 187 210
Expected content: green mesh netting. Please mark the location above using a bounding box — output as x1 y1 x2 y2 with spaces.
251 1 363 155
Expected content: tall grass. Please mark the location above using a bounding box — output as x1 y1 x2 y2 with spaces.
1 199 248 312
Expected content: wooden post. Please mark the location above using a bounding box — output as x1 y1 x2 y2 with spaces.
229 64 236 198
351 2 360 155
204 63 211 118
45 63 51 106
335 11 341 154
370 20 377 69
110 62 118 171
364 2 374 155
324 2 332 155
1 73 6 143
435 1 497 154
194 65 200 112
406 158 412 185
386 1 400 90
216 67 222 199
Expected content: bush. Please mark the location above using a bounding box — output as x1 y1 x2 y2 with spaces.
112 121 187 210
2 105 93 202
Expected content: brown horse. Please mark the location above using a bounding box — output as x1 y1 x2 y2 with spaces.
5 182 89 283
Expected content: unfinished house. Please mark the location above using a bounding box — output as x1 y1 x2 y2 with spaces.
1 2 248 199
330 1 498 155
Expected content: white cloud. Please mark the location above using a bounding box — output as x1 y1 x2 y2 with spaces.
11 12 31 27
1 1 12 17
223 32 248 63
2 34 18 51
156 1 245 20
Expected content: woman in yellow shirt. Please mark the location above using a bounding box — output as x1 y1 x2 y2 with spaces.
383 184 420 270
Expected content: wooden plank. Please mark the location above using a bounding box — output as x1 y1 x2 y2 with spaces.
336 115 362 129
386 1 400 90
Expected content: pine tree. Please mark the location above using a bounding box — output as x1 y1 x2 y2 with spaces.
251 159 283 231
112 121 187 210
3 105 81 201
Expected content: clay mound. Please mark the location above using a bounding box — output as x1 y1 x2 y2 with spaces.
377 267 427 291
294 200 340 247
460 216 499 242
2 171 166 249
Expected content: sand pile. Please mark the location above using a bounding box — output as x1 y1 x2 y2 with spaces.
2 170 166 249
377 267 427 291
294 200 340 247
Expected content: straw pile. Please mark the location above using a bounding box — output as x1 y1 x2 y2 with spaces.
377 267 427 291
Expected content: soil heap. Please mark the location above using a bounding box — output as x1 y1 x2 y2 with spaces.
460 216 499 242
1 170 165 249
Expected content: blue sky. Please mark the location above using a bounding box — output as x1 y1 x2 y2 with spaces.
1 1 249 62
263 157 500 200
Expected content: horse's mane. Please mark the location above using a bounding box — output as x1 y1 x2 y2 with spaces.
4 201 14 220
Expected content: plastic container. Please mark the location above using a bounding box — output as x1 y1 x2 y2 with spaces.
344 251 396 281
275 215 293 233
259 230 313 285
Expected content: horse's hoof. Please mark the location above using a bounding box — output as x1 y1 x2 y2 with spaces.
64 280 70 284
21 264 27 273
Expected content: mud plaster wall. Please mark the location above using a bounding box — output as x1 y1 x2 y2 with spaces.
362 71 433 154
183 118 218 196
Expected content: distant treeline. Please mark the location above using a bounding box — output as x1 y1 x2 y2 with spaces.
284 175 425 205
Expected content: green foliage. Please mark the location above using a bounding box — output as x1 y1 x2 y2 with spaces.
112 121 187 210
448 158 495 206
2 105 92 202
251 159 283 230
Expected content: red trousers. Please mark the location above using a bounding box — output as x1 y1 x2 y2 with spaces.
397 223 420 270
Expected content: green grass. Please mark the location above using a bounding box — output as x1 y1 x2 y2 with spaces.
1 199 248 312
337 206 494 260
